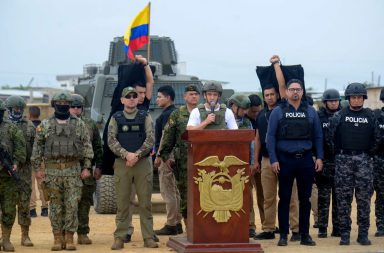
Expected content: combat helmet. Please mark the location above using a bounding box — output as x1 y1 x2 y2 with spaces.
322 89 341 102
380 87 384 101
5 95 27 109
71 94 85 107
340 100 350 109
228 93 251 109
344 83 367 100
202 81 223 95
0 99 6 111
51 91 73 107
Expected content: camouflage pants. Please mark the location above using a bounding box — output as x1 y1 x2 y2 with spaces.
0 177 20 230
334 153 374 235
45 174 83 232
17 179 32 226
77 172 96 234
176 156 187 218
315 164 339 229
373 155 384 230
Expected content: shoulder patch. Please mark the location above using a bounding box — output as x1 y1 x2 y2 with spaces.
168 118 174 126
36 125 42 132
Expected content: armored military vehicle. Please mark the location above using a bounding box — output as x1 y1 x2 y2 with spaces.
75 36 234 214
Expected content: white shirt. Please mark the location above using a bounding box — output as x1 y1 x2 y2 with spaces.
187 105 238 129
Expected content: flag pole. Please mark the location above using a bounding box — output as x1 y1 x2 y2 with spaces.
147 2 151 62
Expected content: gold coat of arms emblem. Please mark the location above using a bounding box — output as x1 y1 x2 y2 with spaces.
193 155 249 223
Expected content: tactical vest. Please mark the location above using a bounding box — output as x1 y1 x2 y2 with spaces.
336 107 372 150
374 109 384 154
258 109 272 145
198 104 228 130
113 110 147 153
238 116 251 129
0 120 14 157
318 109 333 159
44 115 84 159
81 117 94 143
276 102 313 140
18 118 34 159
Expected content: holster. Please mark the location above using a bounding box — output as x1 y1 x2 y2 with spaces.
40 181 50 202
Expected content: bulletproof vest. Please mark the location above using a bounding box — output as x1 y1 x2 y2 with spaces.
258 109 272 145
374 109 384 153
81 117 94 143
113 110 147 153
276 102 313 140
318 108 333 159
238 116 251 129
18 118 34 159
336 107 372 150
198 104 228 130
0 120 14 157
44 115 84 159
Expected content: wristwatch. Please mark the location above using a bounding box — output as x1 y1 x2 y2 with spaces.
272 61 279 65
142 61 149 67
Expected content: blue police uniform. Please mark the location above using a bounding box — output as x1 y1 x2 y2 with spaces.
267 100 323 235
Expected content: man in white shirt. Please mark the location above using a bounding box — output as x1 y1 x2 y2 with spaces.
187 81 238 130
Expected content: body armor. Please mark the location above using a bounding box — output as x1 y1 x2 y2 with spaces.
318 108 334 160
238 117 251 129
374 109 384 154
18 118 34 159
43 115 84 159
198 104 228 130
277 102 313 140
258 109 272 145
336 107 372 150
113 110 147 153
0 120 14 157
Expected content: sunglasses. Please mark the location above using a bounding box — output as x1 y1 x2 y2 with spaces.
125 95 138 99
71 106 82 109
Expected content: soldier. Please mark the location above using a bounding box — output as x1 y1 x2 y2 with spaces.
373 87 384 237
69 94 103 244
31 91 94 251
316 89 341 238
4 95 36 247
159 84 201 233
108 87 158 249
0 99 26 252
326 83 380 245
187 81 238 130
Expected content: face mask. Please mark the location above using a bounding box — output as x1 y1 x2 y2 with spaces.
7 108 23 124
54 104 70 120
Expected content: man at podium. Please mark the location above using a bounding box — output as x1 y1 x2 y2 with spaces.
186 81 238 130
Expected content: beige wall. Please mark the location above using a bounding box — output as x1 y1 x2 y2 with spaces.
4 104 54 121
366 87 383 110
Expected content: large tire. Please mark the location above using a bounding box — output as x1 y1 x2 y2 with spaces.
93 175 117 214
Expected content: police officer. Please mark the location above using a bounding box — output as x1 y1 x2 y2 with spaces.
31 91 94 251
5 95 36 247
187 81 238 130
0 99 26 252
316 89 341 238
108 87 158 249
326 83 380 245
267 79 323 246
373 87 384 237
69 94 103 244
159 84 201 234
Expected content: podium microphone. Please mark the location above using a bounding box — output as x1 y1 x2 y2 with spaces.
210 102 215 114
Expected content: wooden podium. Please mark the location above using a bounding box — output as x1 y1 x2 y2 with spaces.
166 130 264 253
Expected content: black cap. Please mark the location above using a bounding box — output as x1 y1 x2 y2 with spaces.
185 84 201 94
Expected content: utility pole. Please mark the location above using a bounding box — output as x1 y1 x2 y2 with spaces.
325 78 327 90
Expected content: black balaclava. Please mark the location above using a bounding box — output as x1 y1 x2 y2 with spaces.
54 104 71 120
7 108 23 125
0 110 4 124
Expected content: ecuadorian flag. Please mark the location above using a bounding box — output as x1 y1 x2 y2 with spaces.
124 5 150 60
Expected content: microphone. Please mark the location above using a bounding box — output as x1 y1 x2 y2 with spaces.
210 102 215 114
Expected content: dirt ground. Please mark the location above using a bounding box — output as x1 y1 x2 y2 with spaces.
7 193 384 253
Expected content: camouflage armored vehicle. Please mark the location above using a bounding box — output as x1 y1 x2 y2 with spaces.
75 36 234 214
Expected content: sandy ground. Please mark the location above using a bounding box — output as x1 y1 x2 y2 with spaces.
6 192 384 253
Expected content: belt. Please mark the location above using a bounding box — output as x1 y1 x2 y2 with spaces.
277 149 312 159
336 149 367 156
45 160 79 169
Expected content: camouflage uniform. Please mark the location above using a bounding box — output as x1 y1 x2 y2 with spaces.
30 115 94 233
77 116 103 235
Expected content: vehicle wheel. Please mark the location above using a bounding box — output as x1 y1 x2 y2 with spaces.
93 175 117 214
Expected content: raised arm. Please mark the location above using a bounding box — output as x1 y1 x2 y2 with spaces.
270 55 286 99
135 55 154 100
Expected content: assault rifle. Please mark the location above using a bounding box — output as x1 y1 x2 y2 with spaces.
0 147 29 195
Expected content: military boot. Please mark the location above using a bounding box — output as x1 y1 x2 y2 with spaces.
111 237 124 250
77 234 92 245
357 233 371 246
65 231 76 250
21 225 34 246
52 231 63 251
144 238 159 248
318 227 327 238
2 227 15 252
339 234 350 245
375 227 384 237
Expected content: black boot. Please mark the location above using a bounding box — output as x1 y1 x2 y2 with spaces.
124 234 131 243
331 227 341 237
290 232 301 242
41 208 48 217
300 233 316 246
274 227 280 234
30 209 37 218
357 233 371 245
339 234 350 245
313 222 319 228
153 234 159 242
277 234 287 246
154 225 177 236
375 227 384 237
318 227 327 238
254 232 275 240
176 223 183 234
249 229 255 238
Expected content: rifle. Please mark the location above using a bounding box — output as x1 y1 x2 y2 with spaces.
0 147 29 195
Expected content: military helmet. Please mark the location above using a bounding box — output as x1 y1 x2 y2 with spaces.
71 94 85 107
202 81 223 95
340 100 350 109
0 99 6 111
380 87 384 100
322 89 341 102
5 95 27 109
228 93 251 109
51 91 72 107
344 82 367 100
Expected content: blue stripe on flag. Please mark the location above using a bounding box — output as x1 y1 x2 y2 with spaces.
129 24 149 41
124 43 130 54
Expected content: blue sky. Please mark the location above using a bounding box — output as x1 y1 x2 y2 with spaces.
1 0 383 92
